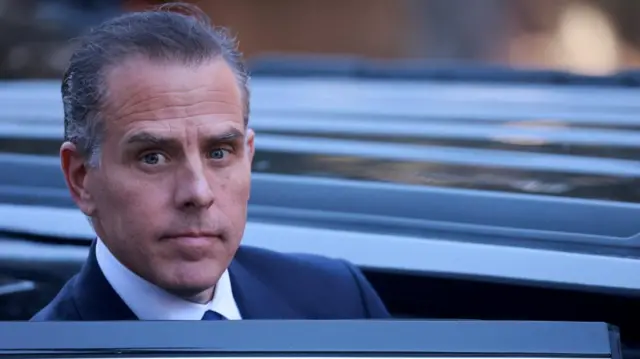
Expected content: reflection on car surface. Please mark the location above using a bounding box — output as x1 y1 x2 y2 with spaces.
0 320 623 359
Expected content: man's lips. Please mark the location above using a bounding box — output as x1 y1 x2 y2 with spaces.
161 233 221 260
164 232 217 238
161 232 221 242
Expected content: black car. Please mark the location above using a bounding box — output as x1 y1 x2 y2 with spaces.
1 64 639 357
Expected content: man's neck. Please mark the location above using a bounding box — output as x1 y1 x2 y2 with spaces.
94 237 242 320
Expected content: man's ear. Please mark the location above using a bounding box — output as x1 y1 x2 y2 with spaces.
60 141 96 216
245 128 255 201
245 128 255 163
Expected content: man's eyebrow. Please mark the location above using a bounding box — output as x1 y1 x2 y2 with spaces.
123 128 245 146
124 132 177 146
207 128 245 142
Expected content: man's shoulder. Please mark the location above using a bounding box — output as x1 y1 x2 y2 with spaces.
234 245 356 281
235 245 378 318
30 275 82 321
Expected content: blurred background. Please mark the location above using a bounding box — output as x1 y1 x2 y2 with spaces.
2 0 640 79
2 0 640 326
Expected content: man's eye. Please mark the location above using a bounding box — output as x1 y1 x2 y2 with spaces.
140 152 167 165
209 148 230 160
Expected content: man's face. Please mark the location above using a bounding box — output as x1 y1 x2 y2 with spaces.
63 58 254 302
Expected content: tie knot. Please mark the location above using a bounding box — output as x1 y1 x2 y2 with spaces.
202 310 226 320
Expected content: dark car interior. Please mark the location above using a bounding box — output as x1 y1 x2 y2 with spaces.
1 234 639 358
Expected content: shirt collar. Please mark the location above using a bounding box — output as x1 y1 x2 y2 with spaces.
95 238 242 320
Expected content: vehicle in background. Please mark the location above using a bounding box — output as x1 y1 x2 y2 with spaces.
0 61 639 357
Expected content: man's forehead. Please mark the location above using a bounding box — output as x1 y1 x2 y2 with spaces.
99 56 245 143
104 55 237 91
102 57 243 121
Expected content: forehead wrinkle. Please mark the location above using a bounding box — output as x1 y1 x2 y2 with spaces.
119 108 242 128
112 86 242 121
118 101 241 122
102 59 245 141
110 86 203 119
105 57 240 109
102 59 153 115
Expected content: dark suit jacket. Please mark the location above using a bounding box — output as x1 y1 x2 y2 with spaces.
31 242 391 320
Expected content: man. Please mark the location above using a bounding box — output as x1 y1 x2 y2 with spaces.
31 3 390 321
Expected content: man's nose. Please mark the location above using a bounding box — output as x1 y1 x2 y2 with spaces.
173 162 215 210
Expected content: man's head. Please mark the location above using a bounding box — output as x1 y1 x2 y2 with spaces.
60 3 254 303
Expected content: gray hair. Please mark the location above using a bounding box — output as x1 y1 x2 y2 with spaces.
62 2 250 167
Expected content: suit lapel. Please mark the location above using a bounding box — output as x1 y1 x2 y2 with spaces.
73 240 138 321
229 249 301 319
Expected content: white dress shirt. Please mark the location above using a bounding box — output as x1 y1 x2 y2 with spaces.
95 238 242 320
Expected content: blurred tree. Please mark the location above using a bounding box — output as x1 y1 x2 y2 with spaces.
195 0 411 59
593 0 640 65
0 0 125 79
409 0 510 62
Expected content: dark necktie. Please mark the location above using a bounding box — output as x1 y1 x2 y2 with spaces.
202 310 227 320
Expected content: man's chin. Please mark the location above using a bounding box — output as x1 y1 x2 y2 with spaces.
156 263 224 301
167 285 216 304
